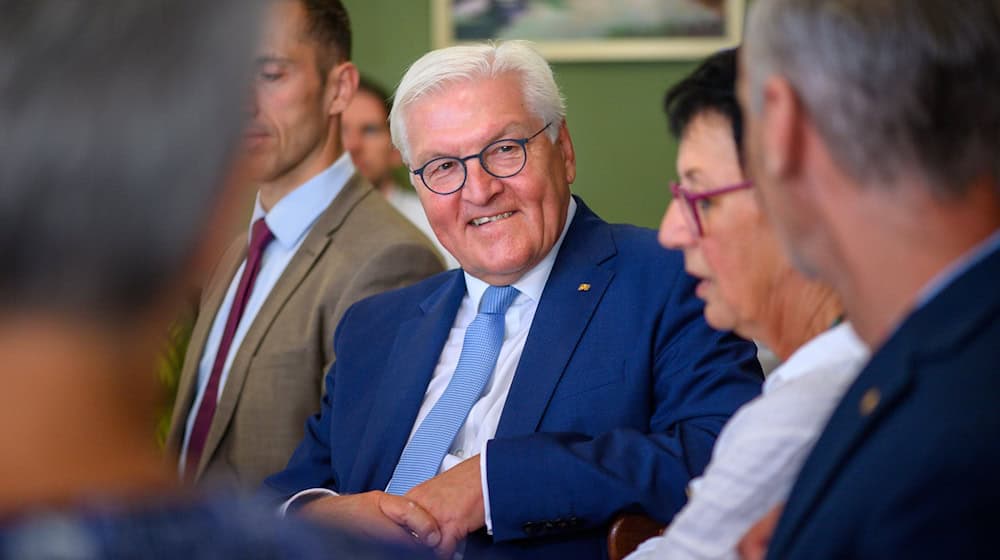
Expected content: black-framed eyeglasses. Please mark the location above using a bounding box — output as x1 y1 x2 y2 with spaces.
410 122 552 195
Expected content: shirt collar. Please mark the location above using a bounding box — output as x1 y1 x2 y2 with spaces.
763 321 868 394
914 227 1000 308
464 197 578 309
249 152 355 248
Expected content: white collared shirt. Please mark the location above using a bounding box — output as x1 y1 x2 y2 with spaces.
627 322 870 560
282 198 579 536
179 154 355 474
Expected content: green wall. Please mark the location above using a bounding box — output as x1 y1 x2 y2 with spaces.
343 0 703 229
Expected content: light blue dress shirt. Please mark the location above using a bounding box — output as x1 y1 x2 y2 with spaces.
179 154 355 473
915 228 1000 308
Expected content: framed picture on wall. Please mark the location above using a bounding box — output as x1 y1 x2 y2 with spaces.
432 0 744 61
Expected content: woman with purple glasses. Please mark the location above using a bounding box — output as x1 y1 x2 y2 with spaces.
627 49 870 560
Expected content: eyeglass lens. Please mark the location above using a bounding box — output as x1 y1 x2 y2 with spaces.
422 138 527 194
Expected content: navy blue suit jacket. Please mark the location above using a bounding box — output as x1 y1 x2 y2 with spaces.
266 198 762 559
766 241 1000 559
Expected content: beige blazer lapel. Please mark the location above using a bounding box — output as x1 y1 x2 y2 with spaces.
193 174 373 478
165 236 247 455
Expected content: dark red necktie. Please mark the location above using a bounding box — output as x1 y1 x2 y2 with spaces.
185 218 274 477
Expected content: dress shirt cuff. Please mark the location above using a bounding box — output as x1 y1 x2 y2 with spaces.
481 445 493 535
278 488 339 516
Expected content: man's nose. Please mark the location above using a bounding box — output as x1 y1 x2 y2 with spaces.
461 158 502 205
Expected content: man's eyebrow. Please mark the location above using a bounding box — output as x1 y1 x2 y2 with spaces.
255 55 292 65
493 122 529 139
473 122 533 147
413 122 529 165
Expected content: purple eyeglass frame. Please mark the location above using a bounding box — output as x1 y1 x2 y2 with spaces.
669 179 754 237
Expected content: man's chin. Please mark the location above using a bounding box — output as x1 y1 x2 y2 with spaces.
460 255 539 285
238 155 276 184
703 303 738 333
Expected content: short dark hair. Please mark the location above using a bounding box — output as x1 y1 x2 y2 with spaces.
663 48 743 160
299 0 352 70
357 76 393 119
0 0 262 322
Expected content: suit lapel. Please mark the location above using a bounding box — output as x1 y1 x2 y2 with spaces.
769 346 915 556
348 272 467 492
165 236 246 453
771 240 1000 557
195 174 374 478
496 199 617 437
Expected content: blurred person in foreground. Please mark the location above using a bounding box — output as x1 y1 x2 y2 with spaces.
625 48 869 560
736 1 1000 558
0 1 431 558
166 0 443 492
343 76 459 268
265 40 764 559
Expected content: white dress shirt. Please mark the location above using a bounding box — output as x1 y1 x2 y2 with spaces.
179 154 355 474
627 322 870 560
282 198 578 534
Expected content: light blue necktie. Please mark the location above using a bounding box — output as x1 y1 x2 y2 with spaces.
386 285 519 495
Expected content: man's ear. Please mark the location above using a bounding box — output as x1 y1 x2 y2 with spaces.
760 76 805 181
390 146 403 168
323 61 359 116
556 120 576 185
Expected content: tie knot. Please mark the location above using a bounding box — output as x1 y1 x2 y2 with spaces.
249 218 274 256
479 285 519 315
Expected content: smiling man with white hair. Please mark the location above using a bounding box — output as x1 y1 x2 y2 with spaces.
265 40 763 559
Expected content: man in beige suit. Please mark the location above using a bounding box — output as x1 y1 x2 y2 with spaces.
166 0 443 491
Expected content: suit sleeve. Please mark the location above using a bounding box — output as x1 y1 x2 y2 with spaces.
484 262 763 542
263 240 442 501
261 306 355 500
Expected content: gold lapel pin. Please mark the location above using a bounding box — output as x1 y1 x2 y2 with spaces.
859 387 881 416
578 283 591 292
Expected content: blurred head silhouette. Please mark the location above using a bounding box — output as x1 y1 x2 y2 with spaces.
342 77 402 193
740 0 1000 345
0 0 263 511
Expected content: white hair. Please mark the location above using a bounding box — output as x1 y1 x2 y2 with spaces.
389 40 566 166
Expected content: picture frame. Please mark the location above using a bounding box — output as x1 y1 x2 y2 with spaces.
432 0 745 62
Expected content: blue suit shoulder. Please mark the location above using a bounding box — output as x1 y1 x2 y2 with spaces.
334 201 688 335
605 221 687 271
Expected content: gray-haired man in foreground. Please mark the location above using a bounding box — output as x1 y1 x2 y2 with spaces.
0 1 431 557
737 1 1000 558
